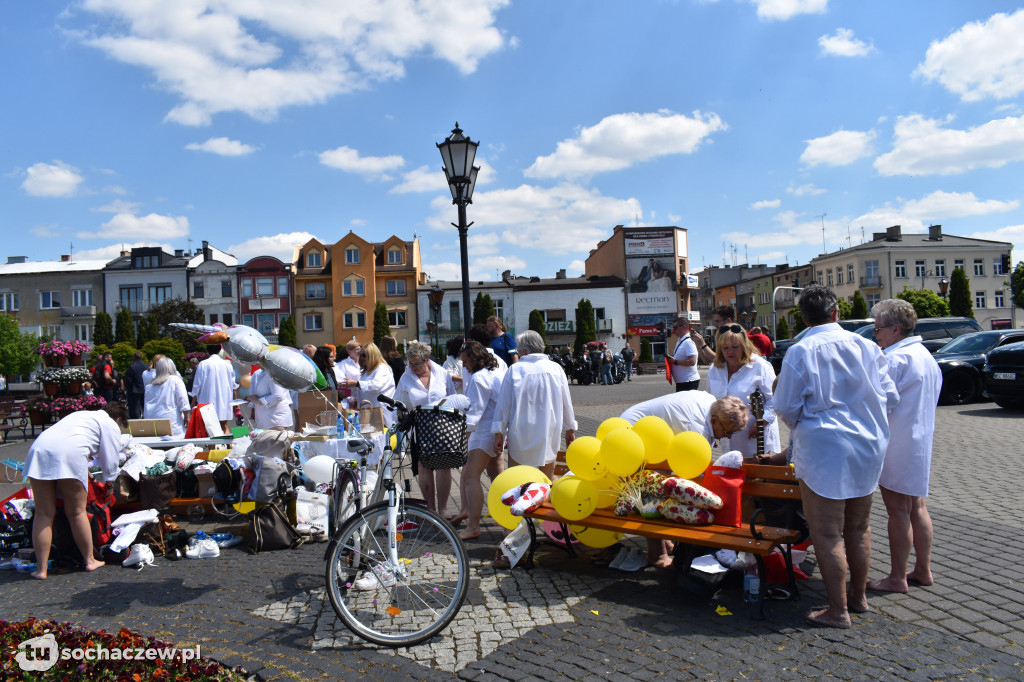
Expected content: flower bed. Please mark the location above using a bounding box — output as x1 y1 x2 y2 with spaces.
35 340 91 360
0 618 250 680
36 367 91 386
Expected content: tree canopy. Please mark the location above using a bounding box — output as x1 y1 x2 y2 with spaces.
0 315 39 378
277 314 297 348
528 309 547 348
948 267 973 318
93 312 114 347
373 302 390 346
1010 260 1024 310
895 287 951 319
776 316 790 340
473 293 495 325
115 308 135 344
850 290 868 318
574 299 597 350
148 298 205 351
836 298 852 320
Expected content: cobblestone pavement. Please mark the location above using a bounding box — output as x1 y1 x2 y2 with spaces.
1 371 1023 680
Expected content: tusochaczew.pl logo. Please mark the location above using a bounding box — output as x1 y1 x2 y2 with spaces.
13 631 201 672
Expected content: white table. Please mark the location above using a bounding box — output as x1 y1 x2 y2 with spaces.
133 436 231 449
294 432 386 468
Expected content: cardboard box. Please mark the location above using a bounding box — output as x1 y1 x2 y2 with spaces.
195 470 216 498
126 419 173 437
296 390 338 431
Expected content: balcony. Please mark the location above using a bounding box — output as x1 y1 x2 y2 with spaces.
248 297 281 310
116 300 150 314
60 305 96 318
859 276 884 289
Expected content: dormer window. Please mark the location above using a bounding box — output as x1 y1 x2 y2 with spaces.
306 251 322 268
346 247 360 264
387 247 402 265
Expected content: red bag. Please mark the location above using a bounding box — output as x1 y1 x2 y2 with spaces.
185 404 209 438
664 357 673 384
701 465 745 528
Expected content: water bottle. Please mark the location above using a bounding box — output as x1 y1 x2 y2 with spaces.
336 411 344 438
744 571 760 603
352 412 361 436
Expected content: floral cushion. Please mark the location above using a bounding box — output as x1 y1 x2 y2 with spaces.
658 500 715 526
662 477 723 510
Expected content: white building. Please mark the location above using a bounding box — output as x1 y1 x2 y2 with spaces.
188 241 239 326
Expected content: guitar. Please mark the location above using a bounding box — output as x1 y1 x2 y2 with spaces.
749 387 765 462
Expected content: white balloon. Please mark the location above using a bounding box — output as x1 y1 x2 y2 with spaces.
223 326 269 364
303 455 337 485
261 347 316 391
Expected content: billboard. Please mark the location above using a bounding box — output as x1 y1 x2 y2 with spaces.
624 228 677 314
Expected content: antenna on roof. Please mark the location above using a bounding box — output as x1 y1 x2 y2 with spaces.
847 224 852 249
815 213 827 253
69 241 74 263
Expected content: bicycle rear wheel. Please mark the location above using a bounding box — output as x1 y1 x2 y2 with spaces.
329 469 359 538
325 501 469 647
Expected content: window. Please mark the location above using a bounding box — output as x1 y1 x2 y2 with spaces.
256 277 274 296
449 301 460 327
974 259 984 277
193 281 204 298
387 248 402 265
494 299 504 322
594 307 606 320
306 282 326 299
342 277 365 296
74 324 90 342
242 314 254 327
865 293 881 309
306 251 321 268
72 289 93 307
149 285 171 305
847 264 854 283
120 286 143 312
388 310 407 327
304 314 323 331
344 311 366 328
975 291 986 308
209 314 219 324
915 260 926 278
954 259 964 271
241 279 253 298
935 260 945 277
995 290 1005 308
39 291 60 309
133 255 157 268
223 313 232 326
219 280 230 297
544 309 566 322
345 247 360 264
994 257 1005 276
836 269 843 285
0 292 18 311
816 270 823 285
826 269 833 286
277 277 289 296
864 261 879 285
257 314 275 335
386 280 406 296
895 261 906 278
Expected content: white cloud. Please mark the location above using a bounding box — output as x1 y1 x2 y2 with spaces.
567 259 586 275
93 199 143 214
667 212 682 223
801 129 876 167
77 212 190 240
349 218 367 226
916 9 1024 102
967 224 1023 250
425 183 642 255
787 183 827 196
185 136 257 156
467 231 500 256
751 199 781 210
390 158 495 194
30 225 61 238
21 161 84 197
76 0 509 126
852 190 1018 231
319 145 405 180
874 114 1024 176
818 28 874 57
422 254 526 282
751 0 828 21
524 110 726 180
754 250 787 263
72 242 175 261
227 231 317 263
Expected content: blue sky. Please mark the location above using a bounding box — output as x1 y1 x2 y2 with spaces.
3 1 1022 282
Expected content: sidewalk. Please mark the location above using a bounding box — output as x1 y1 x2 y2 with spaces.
1 375 1021 679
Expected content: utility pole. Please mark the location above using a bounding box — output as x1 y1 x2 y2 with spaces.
816 213 827 253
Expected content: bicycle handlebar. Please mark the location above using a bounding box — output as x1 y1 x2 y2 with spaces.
377 394 407 413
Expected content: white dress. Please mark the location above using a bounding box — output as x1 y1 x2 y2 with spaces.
464 365 507 456
144 375 191 436
248 369 294 430
706 356 781 458
443 356 464 393
358 363 397 428
25 410 123 487
190 355 238 421
395 362 456 412
877 336 942 497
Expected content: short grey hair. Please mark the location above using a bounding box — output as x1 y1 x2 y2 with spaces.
709 396 749 431
406 341 433 364
798 284 838 325
871 299 917 337
517 330 546 355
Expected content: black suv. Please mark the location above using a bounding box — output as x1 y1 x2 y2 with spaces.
913 317 984 353
982 341 1024 410
934 330 1024 404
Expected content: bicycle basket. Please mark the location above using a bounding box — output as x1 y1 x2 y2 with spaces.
411 404 468 470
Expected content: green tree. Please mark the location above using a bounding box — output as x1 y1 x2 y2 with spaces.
789 307 807 334
93 312 114 347
895 288 950 319
110 342 138 375
148 298 205 352
277 314 297 347
639 337 653 363
1008 260 1024 310
114 308 135 344
473 293 495 325
573 299 597 351
0 315 40 379
136 314 160 348
836 298 852 320
948 267 973 318
528 309 548 349
851 290 868 318
141 338 186 370
373 302 390 345
88 344 110 369
776 316 790 340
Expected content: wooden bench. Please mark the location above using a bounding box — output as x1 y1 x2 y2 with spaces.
0 404 28 443
522 460 805 617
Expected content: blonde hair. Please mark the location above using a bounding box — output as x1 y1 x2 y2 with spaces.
361 343 385 374
486 315 506 333
710 396 749 431
149 353 166 370
712 327 755 369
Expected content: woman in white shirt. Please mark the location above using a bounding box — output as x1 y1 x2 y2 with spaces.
452 340 506 539
338 342 396 429
335 340 362 407
706 325 781 458
442 337 465 393
393 342 457 519
246 368 293 430
144 357 192 437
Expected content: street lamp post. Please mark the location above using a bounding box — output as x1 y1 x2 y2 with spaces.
437 123 480 337
938 277 949 299
428 284 444 356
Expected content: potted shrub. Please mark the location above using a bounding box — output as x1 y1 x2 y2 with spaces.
51 366 91 394
65 340 91 365
51 395 88 418
81 394 107 410
26 397 52 425
36 367 63 396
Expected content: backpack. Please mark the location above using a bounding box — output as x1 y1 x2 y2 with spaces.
35 480 115 567
92 363 112 388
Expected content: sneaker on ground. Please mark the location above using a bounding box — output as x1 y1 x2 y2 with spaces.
185 538 220 559
353 563 398 590
123 544 156 569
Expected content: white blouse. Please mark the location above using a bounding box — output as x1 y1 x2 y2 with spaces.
706 355 781 457
358 363 397 427
248 369 294 429
25 410 123 486
395 361 456 412
144 375 191 437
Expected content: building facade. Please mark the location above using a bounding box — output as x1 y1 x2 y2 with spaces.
292 238 334 348
103 247 191 321
238 256 292 345
188 241 239 328
0 255 105 343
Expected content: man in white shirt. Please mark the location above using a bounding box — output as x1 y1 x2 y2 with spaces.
190 345 239 433
774 285 898 629
668 318 700 391
693 304 735 364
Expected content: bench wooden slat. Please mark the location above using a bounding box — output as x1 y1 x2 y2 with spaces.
741 463 798 481
742 481 802 500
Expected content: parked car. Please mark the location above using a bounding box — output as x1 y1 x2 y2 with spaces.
769 327 810 373
854 324 876 342
912 316 984 353
982 341 1024 410
837 318 874 332
933 330 1024 405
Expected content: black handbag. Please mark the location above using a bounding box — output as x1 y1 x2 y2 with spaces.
139 471 177 510
246 503 304 554
0 519 31 558
412 402 468 470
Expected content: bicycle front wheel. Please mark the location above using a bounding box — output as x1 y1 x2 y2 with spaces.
329 469 359 538
325 501 469 647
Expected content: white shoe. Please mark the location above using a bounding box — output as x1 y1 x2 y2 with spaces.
353 563 398 590
185 538 220 559
123 544 156 570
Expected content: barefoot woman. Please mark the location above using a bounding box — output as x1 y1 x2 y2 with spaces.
24 402 128 579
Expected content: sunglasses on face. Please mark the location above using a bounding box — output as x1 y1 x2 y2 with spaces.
718 324 744 335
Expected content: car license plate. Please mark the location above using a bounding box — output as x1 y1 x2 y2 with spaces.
994 372 1016 380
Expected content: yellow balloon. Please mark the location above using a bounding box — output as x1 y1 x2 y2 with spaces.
600 428 646 477
596 417 631 440
565 436 607 481
487 465 552 530
549 475 598 521
667 431 713 479
632 416 674 468
569 524 623 548
239 373 252 388
594 473 620 509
